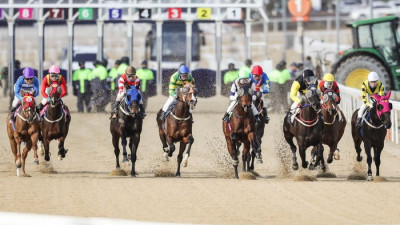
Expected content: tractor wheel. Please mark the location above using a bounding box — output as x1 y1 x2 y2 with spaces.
334 55 391 89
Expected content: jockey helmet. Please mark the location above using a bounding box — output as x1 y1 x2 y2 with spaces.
49 65 60 74
23 67 35 79
323 73 335 82
251 65 263 76
178 65 190 74
238 70 249 79
303 69 316 85
367 71 379 82
125 66 136 76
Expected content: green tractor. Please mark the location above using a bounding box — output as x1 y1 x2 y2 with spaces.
332 16 400 90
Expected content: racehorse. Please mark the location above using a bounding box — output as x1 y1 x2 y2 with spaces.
6 91 40 176
321 90 346 164
351 91 392 181
156 84 196 177
39 83 71 162
283 85 325 172
253 91 265 164
110 86 143 176
222 82 257 179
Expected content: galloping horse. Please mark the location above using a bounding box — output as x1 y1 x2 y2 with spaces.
156 84 196 177
283 85 325 171
39 83 71 162
110 86 143 176
222 82 257 179
351 91 392 181
321 90 346 163
7 91 40 176
253 91 265 164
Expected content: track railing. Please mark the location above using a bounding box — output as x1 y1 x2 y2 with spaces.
339 84 400 144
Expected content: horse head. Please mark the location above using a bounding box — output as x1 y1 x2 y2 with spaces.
45 83 62 107
21 92 36 123
176 84 197 110
236 81 254 113
371 91 392 129
322 90 338 115
124 86 141 116
304 84 321 112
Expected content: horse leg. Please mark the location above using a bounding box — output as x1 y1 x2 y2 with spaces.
21 140 32 175
299 146 308 169
57 137 67 160
249 150 256 171
130 134 140 177
158 125 169 161
352 124 363 162
374 146 382 177
364 142 373 181
176 142 187 177
121 136 129 163
8 135 19 176
242 142 250 172
182 135 194 167
31 131 39 165
318 143 326 172
112 133 121 169
231 132 239 179
284 132 298 170
167 136 175 157
43 138 51 161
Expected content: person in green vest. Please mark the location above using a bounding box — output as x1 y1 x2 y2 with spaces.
72 61 92 113
117 56 129 76
107 59 121 103
90 60 109 112
136 60 154 109
223 63 239 84
268 60 292 112
238 59 252 78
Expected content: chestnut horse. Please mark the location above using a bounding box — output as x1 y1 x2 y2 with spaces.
39 84 71 162
321 90 346 164
156 84 197 177
351 91 392 181
283 85 325 172
6 91 40 176
110 86 143 177
222 83 257 179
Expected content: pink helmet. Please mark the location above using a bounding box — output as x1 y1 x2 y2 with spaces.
49 65 60 74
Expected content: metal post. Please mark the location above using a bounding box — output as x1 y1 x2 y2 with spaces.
127 21 133 64
67 20 74 88
216 21 222 95
38 20 45 83
185 20 193 68
282 0 287 60
335 0 340 56
97 20 104 61
156 20 163 96
8 20 15 101
245 21 251 60
369 0 373 19
298 21 304 62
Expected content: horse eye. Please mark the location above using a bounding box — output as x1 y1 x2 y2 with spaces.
377 104 383 111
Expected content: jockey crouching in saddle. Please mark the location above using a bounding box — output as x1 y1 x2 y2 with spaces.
9 67 40 121
249 65 270 123
318 73 341 104
37 65 70 119
110 66 146 119
287 69 321 123
159 65 196 122
355 71 385 127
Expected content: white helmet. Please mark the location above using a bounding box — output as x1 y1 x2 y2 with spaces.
367 71 379 82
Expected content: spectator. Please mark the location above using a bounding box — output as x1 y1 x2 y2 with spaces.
304 56 314 70
289 62 297 79
223 63 239 84
107 60 121 106
90 60 109 113
239 59 252 78
136 60 154 109
1 66 9 97
72 61 92 113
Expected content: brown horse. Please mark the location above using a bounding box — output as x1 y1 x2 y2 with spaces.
253 91 265 164
222 83 257 179
283 85 325 172
39 84 71 162
351 91 392 181
110 85 143 176
156 84 197 177
321 90 346 164
6 91 40 176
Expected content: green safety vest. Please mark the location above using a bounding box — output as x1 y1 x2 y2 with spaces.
117 63 128 76
108 67 119 91
223 70 239 84
136 68 154 92
268 69 292 85
239 66 251 77
72 68 91 93
91 65 108 81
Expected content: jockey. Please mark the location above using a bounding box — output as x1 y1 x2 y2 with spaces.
110 66 146 119
222 70 259 122
355 71 385 127
37 65 68 113
287 69 319 124
249 65 270 123
318 73 341 104
9 67 39 121
159 65 196 122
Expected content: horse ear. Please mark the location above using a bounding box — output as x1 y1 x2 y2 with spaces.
386 91 392 99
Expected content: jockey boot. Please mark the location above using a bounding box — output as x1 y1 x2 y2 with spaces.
262 107 269 124
222 112 230 122
286 112 292 124
139 104 146 118
110 101 119 119
160 110 167 121
9 106 17 121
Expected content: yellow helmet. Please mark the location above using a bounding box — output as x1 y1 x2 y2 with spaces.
323 73 335 82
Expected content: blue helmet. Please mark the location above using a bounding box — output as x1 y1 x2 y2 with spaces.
178 65 190 74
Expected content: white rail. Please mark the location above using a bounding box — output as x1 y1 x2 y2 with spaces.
339 84 400 144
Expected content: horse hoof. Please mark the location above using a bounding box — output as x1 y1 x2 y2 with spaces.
57 155 63 161
33 159 39 165
182 154 189 167
163 152 169 162
309 164 315 170
44 155 50 161
302 161 309 169
357 156 363 162
122 157 129 163
367 175 373 181
334 151 340 160
292 164 298 170
16 168 20 177
168 151 174 157
327 157 333 164
321 166 326 172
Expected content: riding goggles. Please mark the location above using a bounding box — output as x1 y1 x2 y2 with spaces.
24 78 33 81
180 73 189 80
50 73 59 79
127 74 136 78
239 78 251 84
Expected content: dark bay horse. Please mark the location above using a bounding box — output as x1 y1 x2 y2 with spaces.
351 91 392 181
321 90 346 163
156 84 196 177
283 85 325 171
253 91 265 164
39 84 71 162
110 86 143 177
222 83 257 179
7 91 40 176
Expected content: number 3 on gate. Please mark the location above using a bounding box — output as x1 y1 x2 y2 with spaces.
168 8 182 19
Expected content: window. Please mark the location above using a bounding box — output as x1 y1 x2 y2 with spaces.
372 22 399 65
358 25 372 48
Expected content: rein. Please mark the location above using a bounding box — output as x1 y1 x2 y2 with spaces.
44 109 64 123
323 111 338 125
16 110 37 123
295 104 320 127
362 112 384 129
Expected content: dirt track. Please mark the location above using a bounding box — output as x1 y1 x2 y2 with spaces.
1 94 400 225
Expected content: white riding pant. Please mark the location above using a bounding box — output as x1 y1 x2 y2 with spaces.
162 95 194 114
290 102 301 123
12 96 38 108
41 98 67 105
358 103 369 119
226 100 259 116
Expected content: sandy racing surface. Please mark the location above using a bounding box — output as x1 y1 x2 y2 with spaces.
1 94 400 225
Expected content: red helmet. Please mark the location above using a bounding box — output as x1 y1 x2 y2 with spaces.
251 65 263 76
